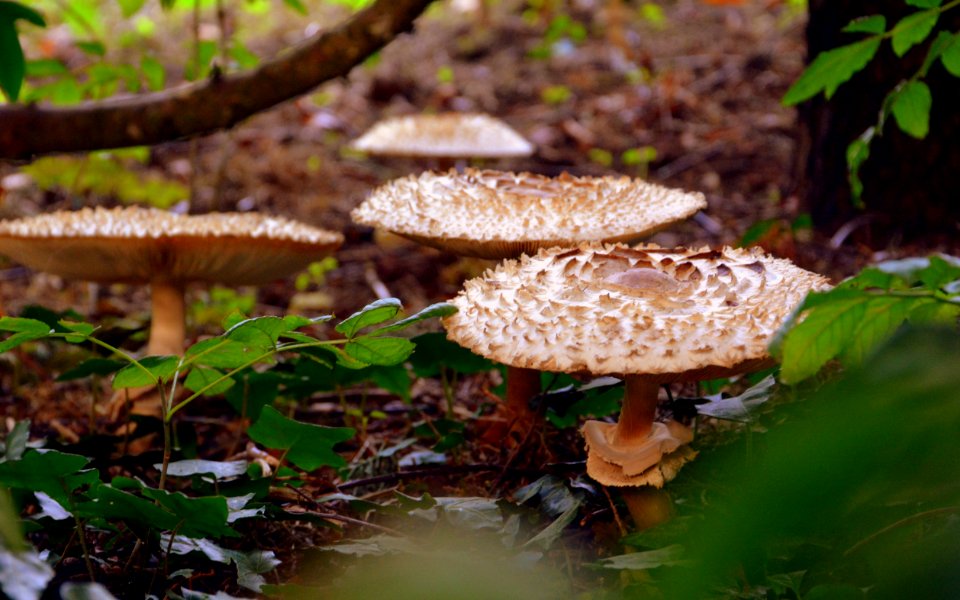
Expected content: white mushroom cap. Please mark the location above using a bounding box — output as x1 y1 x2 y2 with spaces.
350 113 534 159
0 206 344 284
444 243 831 379
352 169 708 260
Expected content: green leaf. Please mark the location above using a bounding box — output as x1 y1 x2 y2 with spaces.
942 32 960 76
905 0 942 9
185 338 255 370
225 316 289 352
778 296 871 383
344 336 415 366
371 302 457 335
784 38 881 105
282 0 307 14
408 332 494 377
140 56 164 91
842 15 886 34
335 298 402 338
116 0 146 17
75 484 179 531
890 80 932 138
846 127 874 207
891 10 939 57
247 406 354 471
184 367 235 396
369 364 412 402
140 488 235 538
57 358 125 381
224 370 279 421
695 375 776 422
112 355 178 389
58 319 96 342
0 450 92 506
598 545 689 570
837 297 913 366
161 459 248 480
0 317 50 335
916 255 960 289
0 1 45 102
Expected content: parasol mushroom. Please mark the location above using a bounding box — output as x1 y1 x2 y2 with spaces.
349 113 534 169
353 169 708 418
443 243 830 495
0 206 343 413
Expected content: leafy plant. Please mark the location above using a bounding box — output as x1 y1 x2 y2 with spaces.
0 1 45 101
773 254 960 383
784 0 960 205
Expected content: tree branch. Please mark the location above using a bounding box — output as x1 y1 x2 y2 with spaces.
0 0 435 161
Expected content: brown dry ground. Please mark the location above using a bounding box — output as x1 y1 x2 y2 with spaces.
0 0 952 594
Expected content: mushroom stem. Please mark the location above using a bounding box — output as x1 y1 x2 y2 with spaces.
621 487 673 531
613 375 659 444
147 281 187 356
505 366 541 416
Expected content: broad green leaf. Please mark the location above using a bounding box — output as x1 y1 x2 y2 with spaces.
890 80 932 138
891 10 939 57
344 336 414 366
335 298 402 338
76 484 179 531
905 0 942 7
24 58 66 76
408 332 494 377
920 30 953 76
112 355 178 389
783 38 881 105
185 338 254 370
598 545 689 570
57 358 125 381
695 375 776 422
942 32 960 76
371 302 457 335
0 317 50 335
522 503 579 551
140 56 164 91
837 297 913 366
0 450 91 505
0 1 45 101
160 459 248 480
184 366 235 396
247 406 354 471
916 255 960 289
779 296 871 383
842 15 885 34
909 300 960 324
369 364 412 402
58 319 96 342
140 488 235 538
116 0 146 18
225 316 289 352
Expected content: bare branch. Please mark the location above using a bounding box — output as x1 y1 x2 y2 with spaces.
0 0 435 161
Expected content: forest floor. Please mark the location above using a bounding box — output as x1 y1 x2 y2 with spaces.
0 0 954 597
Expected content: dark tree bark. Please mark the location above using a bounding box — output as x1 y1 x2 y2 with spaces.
0 0 434 161
797 0 960 242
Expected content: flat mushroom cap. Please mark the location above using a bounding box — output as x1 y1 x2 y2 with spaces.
349 113 534 159
0 206 344 285
444 243 831 380
352 169 708 260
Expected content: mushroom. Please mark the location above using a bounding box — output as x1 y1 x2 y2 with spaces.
443 243 830 491
349 113 534 169
0 206 343 410
352 168 707 260
353 169 708 417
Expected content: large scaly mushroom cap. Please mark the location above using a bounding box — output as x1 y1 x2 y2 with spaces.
0 206 344 284
444 243 830 379
350 113 534 159
445 243 830 488
352 169 707 260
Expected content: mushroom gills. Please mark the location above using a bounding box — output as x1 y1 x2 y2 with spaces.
581 419 693 476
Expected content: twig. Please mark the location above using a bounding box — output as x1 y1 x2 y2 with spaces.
284 484 404 536
363 262 391 300
337 462 582 491
844 506 960 557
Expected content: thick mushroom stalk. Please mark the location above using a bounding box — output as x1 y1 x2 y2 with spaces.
147 281 187 356
582 376 693 482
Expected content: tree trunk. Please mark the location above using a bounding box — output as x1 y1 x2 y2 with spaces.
797 0 960 243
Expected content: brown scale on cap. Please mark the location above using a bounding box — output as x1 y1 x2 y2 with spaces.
350 113 534 159
352 168 708 260
444 242 831 487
